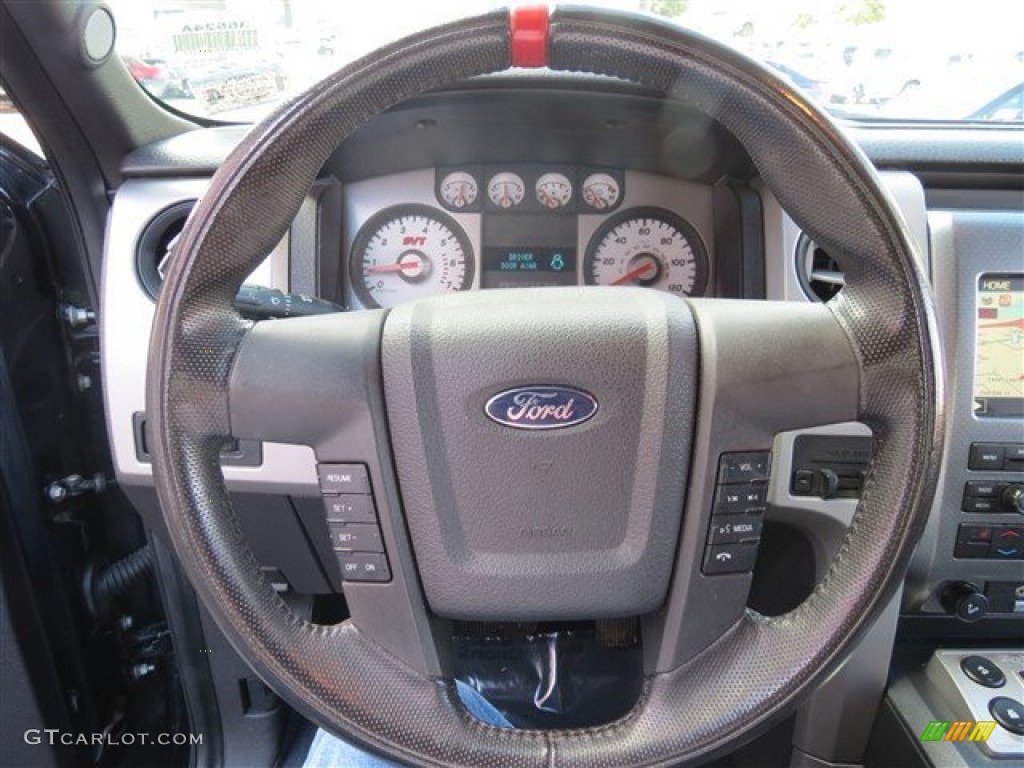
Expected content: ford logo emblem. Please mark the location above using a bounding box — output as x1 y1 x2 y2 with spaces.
484 386 598 431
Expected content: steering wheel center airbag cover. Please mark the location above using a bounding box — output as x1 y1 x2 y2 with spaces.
383 287 696 620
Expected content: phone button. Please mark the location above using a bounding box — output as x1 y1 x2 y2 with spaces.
703 542 759 575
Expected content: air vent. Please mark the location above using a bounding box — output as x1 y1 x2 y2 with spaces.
135 200 195 299
795 233 844 302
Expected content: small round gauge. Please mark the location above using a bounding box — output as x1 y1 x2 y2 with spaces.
487 172 525 209
439 171 478 209
350 204 474 309
581 173 620 210
584 207 708 297
535 172 573 209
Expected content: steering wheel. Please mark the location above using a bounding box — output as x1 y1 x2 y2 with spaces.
147 7 942 766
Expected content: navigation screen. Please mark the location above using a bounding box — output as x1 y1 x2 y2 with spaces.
481 247 577 289
974 273 1024 418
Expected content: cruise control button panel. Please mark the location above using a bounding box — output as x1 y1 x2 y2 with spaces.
703 451 770 576
316 463 390 582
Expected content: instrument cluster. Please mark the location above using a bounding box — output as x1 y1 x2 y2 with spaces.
343 166 714 310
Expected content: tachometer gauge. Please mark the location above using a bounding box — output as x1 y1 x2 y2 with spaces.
535 172 573 209
487 172 525 209
581 173 620 210
350 204 474 309
584 207 708 297
439 171 478 209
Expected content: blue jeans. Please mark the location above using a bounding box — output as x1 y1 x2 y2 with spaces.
302 681 511 767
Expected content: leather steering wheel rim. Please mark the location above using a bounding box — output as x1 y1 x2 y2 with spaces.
147 6 943 766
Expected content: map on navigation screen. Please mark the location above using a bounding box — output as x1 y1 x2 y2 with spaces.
975 274 1024 418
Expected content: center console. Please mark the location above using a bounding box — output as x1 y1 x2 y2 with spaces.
903 211 1024 623
868 210 1024 767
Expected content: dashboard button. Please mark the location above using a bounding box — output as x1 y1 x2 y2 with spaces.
969 443 1005 471
714 483 767 514
709 515 763 544
1003 444 1024 462
328 523 383 553
961 655 1006 688
954 541 990 559
324 495 377 523
318 464 371 494
337 553 391 583
956 524 992 544
991 526 1023 559
792 469 815 495
718 452 771 484
963 497 999 513
989 696 1024 736
703 542 759 575
965 481 1002 498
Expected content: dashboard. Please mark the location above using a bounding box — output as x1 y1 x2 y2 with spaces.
102 80 1024 650
78 60 1024 767
341 166 713 309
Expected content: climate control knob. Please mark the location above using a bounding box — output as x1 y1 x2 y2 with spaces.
1001 484 1024 515
941 582 988 623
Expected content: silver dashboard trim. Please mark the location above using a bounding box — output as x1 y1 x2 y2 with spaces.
761 170 930 302
101 178 316 491
926 649 1024 759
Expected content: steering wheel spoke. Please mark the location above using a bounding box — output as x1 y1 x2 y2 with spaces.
228 311 385 453
226 310 454 675
689 298 860 438
643 298 861 671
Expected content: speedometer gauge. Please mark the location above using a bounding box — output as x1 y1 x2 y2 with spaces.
584 207 708 297
350 204 474 309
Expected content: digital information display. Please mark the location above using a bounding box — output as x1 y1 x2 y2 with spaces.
974 273 1024 418
481 247 577 289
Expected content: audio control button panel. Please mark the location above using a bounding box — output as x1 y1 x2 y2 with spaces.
703 452 770 575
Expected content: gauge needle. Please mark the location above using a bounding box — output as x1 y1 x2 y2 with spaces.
365 261 419 275
611 262 657 285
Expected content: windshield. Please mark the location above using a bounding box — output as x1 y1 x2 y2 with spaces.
108 0 1024 124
